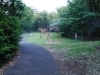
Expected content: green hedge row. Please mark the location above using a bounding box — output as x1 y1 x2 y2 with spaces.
0 16 21 67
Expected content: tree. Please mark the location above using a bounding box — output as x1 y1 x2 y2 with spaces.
33 11 59 31
33 11 50 31
20 6 35 32
57 0 100 40
49 11 59 24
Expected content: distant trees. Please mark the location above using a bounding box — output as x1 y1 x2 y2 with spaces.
20 6 35 33
33 11 59 31
34 11 50 31
57 0 100 40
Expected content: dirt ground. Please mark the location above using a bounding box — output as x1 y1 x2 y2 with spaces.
43 46 88 75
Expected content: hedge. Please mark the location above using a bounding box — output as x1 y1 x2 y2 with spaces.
0 16 21 67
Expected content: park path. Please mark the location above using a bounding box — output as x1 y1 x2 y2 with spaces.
3 37 60 75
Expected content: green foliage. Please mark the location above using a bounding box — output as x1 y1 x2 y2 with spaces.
21 6 35 32
49 12 59 25
33 11 50 31
0 0 24 67
33 11 59 31
0 16 21 66
57 0 100 40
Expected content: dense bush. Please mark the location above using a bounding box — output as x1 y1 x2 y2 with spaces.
0 16 21 67
0 0 24 67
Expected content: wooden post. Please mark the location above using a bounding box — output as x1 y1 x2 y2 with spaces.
75 33 77 40
46 32 50 42
40 34 42 39
58 31 59 41
60 34 62 42
57 31 62 42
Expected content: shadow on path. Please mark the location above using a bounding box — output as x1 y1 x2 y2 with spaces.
3 38 60 75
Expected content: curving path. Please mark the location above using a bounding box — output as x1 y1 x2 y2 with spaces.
3 37 60 75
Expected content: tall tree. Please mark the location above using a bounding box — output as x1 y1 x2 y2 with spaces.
33 11 50 31
57 0 100 40
21 6 35 32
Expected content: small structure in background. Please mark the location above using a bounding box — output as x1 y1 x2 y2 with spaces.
46 26 62 42
38 28 47 39
38 26 62 43
49 26 59 32
75 33 77 40
38 28 47 34
28 33 32 37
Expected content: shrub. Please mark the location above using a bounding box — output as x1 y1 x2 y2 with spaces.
0 16 21 67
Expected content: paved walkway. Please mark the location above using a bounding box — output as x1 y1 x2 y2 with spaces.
3 38 60 75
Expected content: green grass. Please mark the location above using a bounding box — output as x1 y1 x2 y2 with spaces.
25 32 62 44
25 32 100 59
25 32 100 74
24 33 47 45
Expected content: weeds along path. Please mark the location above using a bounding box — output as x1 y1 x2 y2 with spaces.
3 38 60 75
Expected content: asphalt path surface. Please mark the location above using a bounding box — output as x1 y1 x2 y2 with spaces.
3 38 60 75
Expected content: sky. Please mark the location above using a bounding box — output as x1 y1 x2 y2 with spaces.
22 0 67 12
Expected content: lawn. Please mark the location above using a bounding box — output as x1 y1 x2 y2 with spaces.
25 32 100 74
